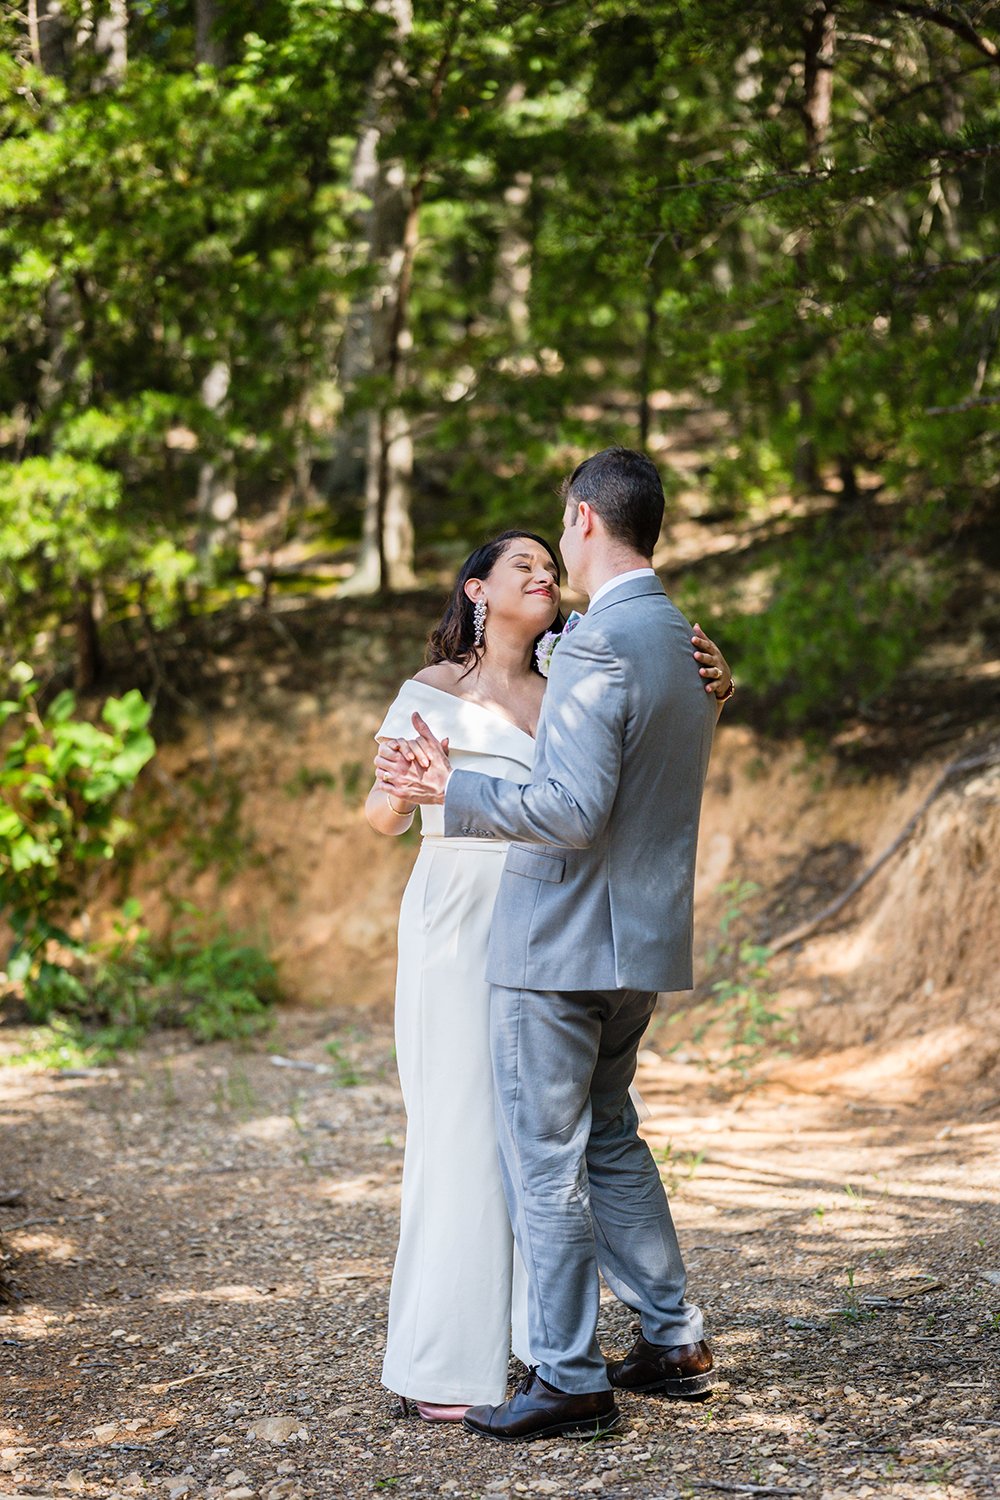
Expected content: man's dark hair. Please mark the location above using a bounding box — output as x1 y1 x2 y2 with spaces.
561 447 665 557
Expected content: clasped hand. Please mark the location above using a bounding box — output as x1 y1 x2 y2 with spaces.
375 713 452 805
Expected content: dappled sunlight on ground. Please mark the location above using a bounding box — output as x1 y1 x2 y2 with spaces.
1 1010 997 1499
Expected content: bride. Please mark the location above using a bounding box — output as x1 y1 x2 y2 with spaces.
366 529 731 1422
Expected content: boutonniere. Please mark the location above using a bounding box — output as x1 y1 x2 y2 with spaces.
534 611 584 677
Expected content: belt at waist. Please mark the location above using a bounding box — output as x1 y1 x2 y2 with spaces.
420 835 510 852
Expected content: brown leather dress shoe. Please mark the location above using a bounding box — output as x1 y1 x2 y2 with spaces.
607 1336 716 1399
463 1367 621 1443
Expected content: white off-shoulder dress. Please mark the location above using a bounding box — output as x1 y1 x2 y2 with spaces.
376 679 535 1405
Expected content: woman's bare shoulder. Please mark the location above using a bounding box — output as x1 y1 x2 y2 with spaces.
411 661 466 692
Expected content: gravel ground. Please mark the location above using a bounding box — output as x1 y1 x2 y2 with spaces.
1 1010 998 1500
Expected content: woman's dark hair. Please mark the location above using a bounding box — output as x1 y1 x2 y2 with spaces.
426 530 564 676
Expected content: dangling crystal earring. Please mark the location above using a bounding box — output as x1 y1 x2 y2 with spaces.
473 598 487 647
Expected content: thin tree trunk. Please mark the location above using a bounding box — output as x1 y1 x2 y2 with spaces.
794 1 836 494
193 2 238 570
638 285 658 450
27 2 111 685
195 0 228 70
27 0 69 76
339 0 423 595
492 101 533 348
74 584 103 692
75 0 127 87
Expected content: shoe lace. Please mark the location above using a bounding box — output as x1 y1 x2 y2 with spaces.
514 1365 539 1397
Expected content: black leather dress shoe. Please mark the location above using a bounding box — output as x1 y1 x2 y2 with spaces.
463 1367 621 1443
607 1335 716 1399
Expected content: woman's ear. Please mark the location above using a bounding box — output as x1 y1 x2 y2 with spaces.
464 578 485 603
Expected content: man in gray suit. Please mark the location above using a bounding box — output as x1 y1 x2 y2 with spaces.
378 448 732 1442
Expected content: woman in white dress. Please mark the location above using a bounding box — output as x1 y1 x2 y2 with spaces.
366 530 559 1422
366 530 731 1423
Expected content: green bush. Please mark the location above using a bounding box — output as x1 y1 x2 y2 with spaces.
1 673 278 1052
668 880 795 1073
0 665 155 981
86 904 280 1045
14 901 279 1050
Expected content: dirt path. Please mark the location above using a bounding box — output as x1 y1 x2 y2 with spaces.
1 1011 998 1500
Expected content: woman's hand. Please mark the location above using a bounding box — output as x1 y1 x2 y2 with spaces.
365 737 429 835
373 724 451 806
692 624 734 702
375 716 452 805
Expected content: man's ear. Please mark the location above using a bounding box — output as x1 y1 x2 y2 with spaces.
576 500 595 537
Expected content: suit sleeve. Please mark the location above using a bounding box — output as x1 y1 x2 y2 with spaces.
443 628 626 849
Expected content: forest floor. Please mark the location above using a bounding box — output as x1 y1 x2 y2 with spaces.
1 1009 998 1500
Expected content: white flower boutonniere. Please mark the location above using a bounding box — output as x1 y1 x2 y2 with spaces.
534 611 584 677
534 630 560 677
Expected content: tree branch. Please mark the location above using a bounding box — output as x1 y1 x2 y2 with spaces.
926 393 1000 411
870 2 1000 62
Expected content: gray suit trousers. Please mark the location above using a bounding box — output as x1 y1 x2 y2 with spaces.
490 984 704 1393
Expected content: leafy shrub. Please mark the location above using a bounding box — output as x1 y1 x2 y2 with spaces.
1 674 278 1051
87 904 280 1045
669 880 795 1072
13 901 279 1050
0 665 155 981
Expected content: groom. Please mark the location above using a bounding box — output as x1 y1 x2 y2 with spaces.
378 447 728 1441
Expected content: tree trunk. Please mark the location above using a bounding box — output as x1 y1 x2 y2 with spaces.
193 3 238 571
638 284 658 450
492 92 533 348
496 172 533 345
195 0 228 70
194 359 238 566
74 581 104 692
802 1 836 160
27 2 113 686
338 0 418 595
74 0 127 87
794 1 837 494
27 0 69 76
97 0 127 82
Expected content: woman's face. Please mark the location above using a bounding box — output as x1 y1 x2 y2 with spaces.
466 538 561 634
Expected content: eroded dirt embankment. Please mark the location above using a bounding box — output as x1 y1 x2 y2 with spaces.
119 682 1000 1110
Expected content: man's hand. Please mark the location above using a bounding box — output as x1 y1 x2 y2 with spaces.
374 713 452 805
692 624 733 699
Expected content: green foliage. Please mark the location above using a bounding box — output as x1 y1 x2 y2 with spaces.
0 675 276 1051
324 1038 363 1088
283 766 337 797
0 665 155 977
0 453 196 664
179 773 256 883
14 899 279 1050
676 879 794 1072
1 0 997 725
654 1140 706 1195
679 514 949 726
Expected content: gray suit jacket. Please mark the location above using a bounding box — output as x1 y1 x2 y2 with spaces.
443 575 717 992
